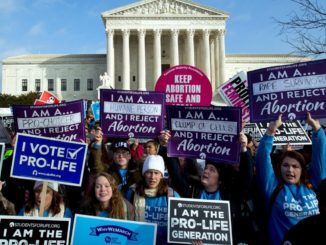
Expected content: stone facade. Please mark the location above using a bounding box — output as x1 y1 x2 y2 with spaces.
1 0 310 102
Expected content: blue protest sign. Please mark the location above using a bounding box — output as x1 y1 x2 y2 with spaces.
11 133 87 186
71 214 157 245
91 101 100 121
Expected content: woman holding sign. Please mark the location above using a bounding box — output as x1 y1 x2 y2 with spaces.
193 132 256 245
126 155 180 245
18 181 73 218
79 172 134 220
255 113 326 245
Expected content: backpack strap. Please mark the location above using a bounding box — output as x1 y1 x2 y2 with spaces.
268 183 283 218
166 187 174 205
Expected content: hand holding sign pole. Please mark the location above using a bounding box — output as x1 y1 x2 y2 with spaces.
39 181 48 217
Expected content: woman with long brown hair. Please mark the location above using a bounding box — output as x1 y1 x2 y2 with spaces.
79 172 134 220
125 155 180 245
18 181 72 218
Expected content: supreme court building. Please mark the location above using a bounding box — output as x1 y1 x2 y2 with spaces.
1 0 309 101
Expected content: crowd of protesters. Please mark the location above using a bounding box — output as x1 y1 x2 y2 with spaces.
0 111 325 245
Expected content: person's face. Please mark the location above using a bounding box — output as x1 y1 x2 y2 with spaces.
34 187 54 210
144 170 162 189
145 142 157 155
95 176 112 206
201 164 219 190
113 149 131 169
281 156 302 184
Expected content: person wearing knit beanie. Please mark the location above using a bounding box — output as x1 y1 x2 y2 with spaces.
142 155 165 189
142 155 165 176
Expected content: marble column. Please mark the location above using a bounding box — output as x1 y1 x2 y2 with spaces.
138 29 146 90
122 29 130 90
170 29 179 66
210 38 216 92
153 29 162 83
202 29 211 79
218 29 226 86
106 29 115 88
214 32 220 89
186 29 195 66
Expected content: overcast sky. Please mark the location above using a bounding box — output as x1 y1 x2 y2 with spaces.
0 0 316 85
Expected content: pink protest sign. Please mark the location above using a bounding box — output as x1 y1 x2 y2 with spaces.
155 65 212 106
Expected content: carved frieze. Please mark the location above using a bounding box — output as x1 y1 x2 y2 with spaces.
112 0 218 16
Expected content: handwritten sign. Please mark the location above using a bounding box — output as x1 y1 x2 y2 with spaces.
12 100 85 142
100 89 164 139
12 133 87 186
248 59 326 122
218 71 250 122
166 106 241 164
155 65 212 106
71 214 157 245
0 216 70 245
168 198 232 244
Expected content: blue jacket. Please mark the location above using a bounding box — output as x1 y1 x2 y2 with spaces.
256 128 326 245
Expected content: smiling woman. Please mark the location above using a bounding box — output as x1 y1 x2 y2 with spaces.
78 172 134 220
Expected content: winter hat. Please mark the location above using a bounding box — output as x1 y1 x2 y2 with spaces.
34 181 59 192
142 155 165 177
111 141 130 152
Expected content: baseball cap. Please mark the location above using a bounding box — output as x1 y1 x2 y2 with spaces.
111 141 130 152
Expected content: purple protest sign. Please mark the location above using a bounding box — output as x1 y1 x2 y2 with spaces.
100 89 165 139
166 106 241 164
248 59 326 122
12 100 85 142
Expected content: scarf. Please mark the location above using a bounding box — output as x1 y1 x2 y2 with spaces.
24 203 65 217
134 188 158 221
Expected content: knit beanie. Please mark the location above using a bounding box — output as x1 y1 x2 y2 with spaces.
34 181 59 192
142 155 165 177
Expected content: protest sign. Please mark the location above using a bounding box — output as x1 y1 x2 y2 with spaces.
100 89 164 139
0 216 70 245
243 123 262 142
0 122 12 144
0 116 14 132
166 106 241 164
248 59 326 122
155 65 212 106
0 143 4 177
71 214 157 245
35 91 61 105
12 133 87 186
12 100 85 142
168 197 232 245
218 71 250 122
257 121 311 145
91 101 100 121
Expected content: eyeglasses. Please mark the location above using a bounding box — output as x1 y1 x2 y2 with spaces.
114 150 130 156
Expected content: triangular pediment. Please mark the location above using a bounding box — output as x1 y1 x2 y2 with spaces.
102 0 229 17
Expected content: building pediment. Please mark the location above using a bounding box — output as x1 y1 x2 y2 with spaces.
102 0 229 18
